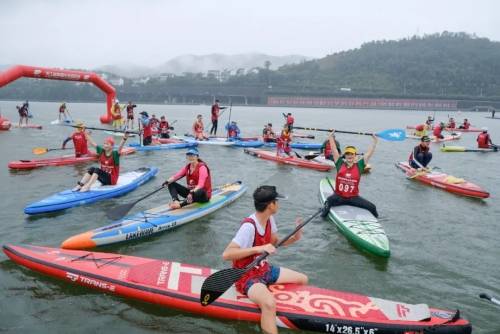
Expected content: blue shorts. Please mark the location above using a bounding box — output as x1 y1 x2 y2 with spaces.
243 265 280 295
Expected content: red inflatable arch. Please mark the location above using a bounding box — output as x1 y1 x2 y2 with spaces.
0 65 115 123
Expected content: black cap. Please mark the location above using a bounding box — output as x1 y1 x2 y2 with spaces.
253 185 287 204
421 135 431 142
215 99 220 102
139 111 148 117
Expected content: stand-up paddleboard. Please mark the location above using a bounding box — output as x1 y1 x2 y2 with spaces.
51 119 73 125
127 142 197 151
440 145 498 153
319 177 389 257
3 244 471 334
24 167 158 214
263 141 323 150
395 162 489 199
61 181 247 249
406 133 461 143
244 148 331 172
182 136 235 146
13 124 43 129
232 140 264 148
8 147 136 170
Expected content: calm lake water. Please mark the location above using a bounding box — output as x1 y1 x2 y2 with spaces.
0 101 499 333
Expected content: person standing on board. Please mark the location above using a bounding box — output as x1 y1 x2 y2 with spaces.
111 100 123 130
409 135 432 169
262 123 276 143
163 148 212 209
193 114 209 140
321 130 379 218
283 112 294 132
210 99 226 135
16 104 28 126
58 102 72 122
62 121 90 158
125 101 137 130
458 118 470 130
477 127 497 149
139 111 153 146
222 185 307 334
73 133 128 192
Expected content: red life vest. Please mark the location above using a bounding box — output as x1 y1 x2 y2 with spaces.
233 217 272 294
462 121 470 129
415 124 425 131
194 121 204 134
99 150 119 185
286 115 294 125
186 161 212 198
263 128 274 140
448 121 456 129
112 105 122 120
211 104 219 121
59 105 65 113
477 133 490 148
324 141 332 157
433 126 443 137
72 131 88 157
335 161 361 198
228 128 237 138
143 121 152 137
159 121 169 134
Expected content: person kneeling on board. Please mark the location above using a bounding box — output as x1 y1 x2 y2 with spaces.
321 130 378 218
73 133 128 192
409 135 432 169
163 148 212 209
222 185 307 334
477 127 497 150
321 132 341 161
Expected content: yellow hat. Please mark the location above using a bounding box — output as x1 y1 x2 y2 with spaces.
344 146 357 155
75 121 85 128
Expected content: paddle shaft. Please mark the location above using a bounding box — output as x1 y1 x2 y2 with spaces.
242 208 322 270
480 293 500 306
294 126 375 136
226 102 233 139
67 125 139 135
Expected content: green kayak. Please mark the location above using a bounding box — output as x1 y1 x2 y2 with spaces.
319 177 390 257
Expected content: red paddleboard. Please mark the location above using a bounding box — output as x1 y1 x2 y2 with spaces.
3 244 471 334
396 162 489 199
0 118 11 130
244 148 331 172
8 147 135 170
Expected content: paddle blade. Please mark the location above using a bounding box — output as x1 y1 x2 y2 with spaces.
106 203 136 220
32 147 49 155
200 267 245 306
375 128 406 141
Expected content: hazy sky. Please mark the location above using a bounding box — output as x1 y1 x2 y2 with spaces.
0 0 499 69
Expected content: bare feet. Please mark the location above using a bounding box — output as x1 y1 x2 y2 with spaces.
72 185 81 192
79 186 90 192
169 201 181 209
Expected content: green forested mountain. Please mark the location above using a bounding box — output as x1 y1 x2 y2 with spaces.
1 32 499 105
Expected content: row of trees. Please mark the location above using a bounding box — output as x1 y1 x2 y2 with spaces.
1 32 499 104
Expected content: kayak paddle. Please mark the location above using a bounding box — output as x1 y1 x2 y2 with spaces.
200 208 322 306
66 124 140 135
106 185 166 220
294 126 406 141
479 293 500 307
32 147 69 155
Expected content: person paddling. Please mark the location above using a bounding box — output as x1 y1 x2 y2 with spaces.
283 112 294 132
477 127 497 149
458 118 470 130
433 122 445 140
125 101 137 129
447 117 456 129
210 99 226 135
139 111 153 146
163 148 212 209
409 135 432 169
73 133 128 192
193 114 208 140
16 103 28 126
111 100 123 130
222 185 307 334
62 121 90 157
262 123 276 143
276 126 292 157
226 120 241 139
321 130 379 218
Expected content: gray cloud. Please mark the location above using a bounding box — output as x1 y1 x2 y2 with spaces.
0 0 499 69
